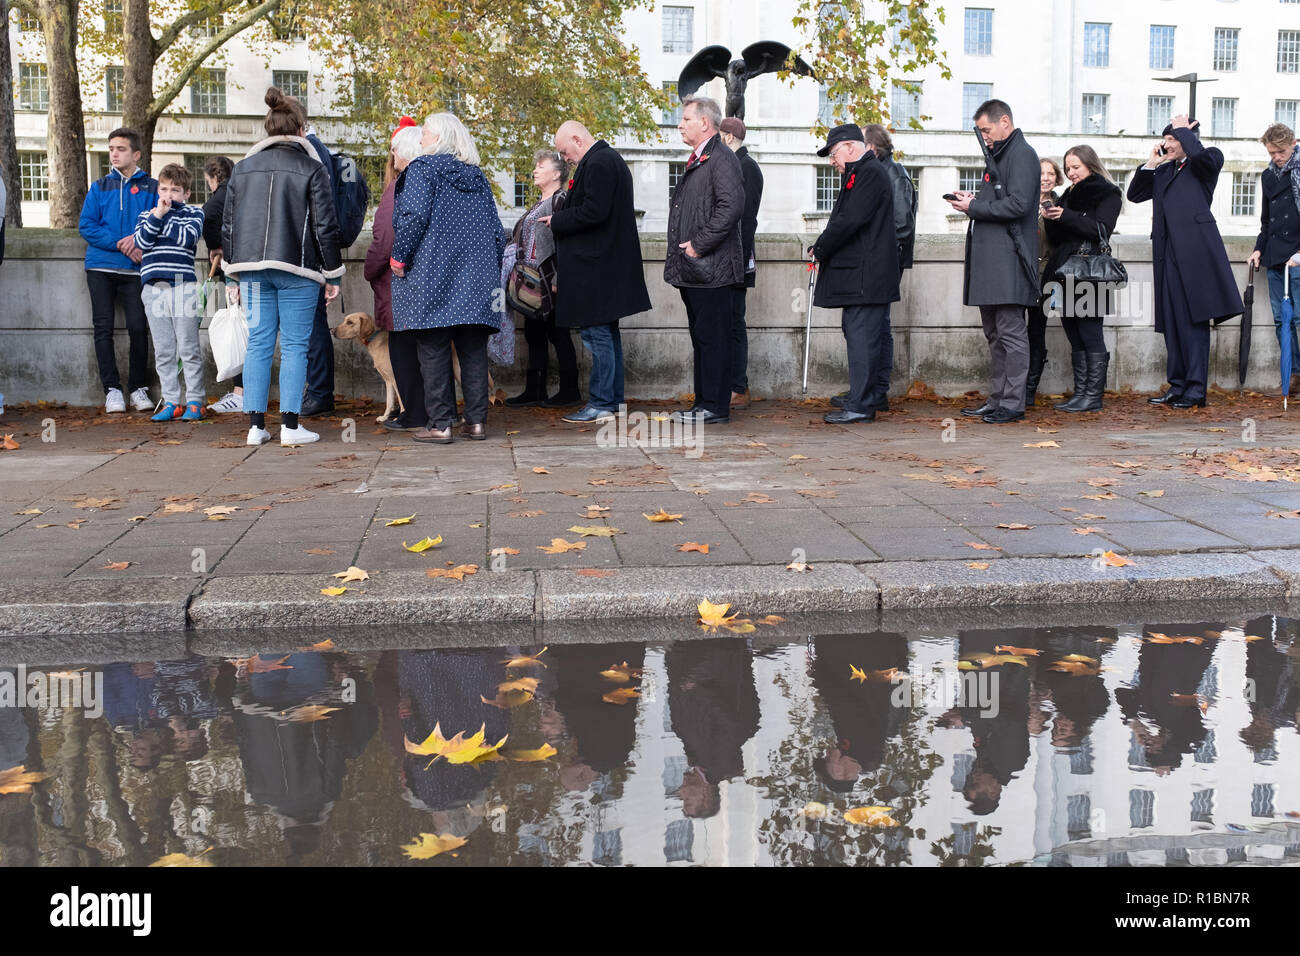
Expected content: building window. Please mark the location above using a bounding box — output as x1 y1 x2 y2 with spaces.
891 6 913 52
192 14 222 37
891 82 921 128
354 75 383 112
1190 788 1215 824
1147 95 1174 134
815 166 838 212
1082 93 1109 134
958 167 984 193
962 82 992 122
1212 96 1237 137
190 68 226 115
964 8 992 56
1278 99 1300 128
18 63 49 111
818 85 850 126
1213 27 1239 71
1083 22 1110 68
663 5 692 54
19 10 41 31
1251 783 1276 818
1232 172 1256 216
185 155 212 204
1150 25 1176 70
103 0 123 33
106 65 124 113
1279 30 1300 72
1066 794 1092 840
1129 789 1155 829
662 81 683 125
19 151 49 201
443 83 465 116
668 161 685 200
89 152 111 181
272 69 308 113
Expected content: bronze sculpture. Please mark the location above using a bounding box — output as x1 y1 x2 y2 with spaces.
677 41 816 120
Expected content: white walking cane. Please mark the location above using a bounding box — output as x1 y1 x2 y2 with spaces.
801 260 818 394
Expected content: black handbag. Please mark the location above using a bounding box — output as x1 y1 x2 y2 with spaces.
1054 221 1128 288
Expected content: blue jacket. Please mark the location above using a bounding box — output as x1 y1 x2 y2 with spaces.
390 153 505 331
78 167 158 271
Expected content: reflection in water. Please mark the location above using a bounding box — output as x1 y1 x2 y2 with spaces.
1 616 1298 867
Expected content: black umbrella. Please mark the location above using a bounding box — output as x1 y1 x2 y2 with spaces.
1240 263 1255 390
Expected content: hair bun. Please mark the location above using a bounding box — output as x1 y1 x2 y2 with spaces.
265 87 284 109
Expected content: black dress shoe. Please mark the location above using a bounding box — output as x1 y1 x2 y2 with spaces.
1170 398 1207 409
382 416 424 431
672 407 730 425
299 397 335 418
824 409 875 424
1148 392 1180 405
982 408 1025 424
832 394 889 411
962 402 994 417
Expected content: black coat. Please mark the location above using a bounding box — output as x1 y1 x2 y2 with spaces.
962 127 1041 307
1127 128 1243 329
221 135 344 284
201 181 228 277
664 133 745 289
549 140 651 328
735 145 763 289
879 154 917 269
1042 174 1123 317
811 151 900 307
1254 154 1300 269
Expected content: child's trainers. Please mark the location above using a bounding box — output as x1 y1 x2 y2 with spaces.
246 426 271 446
181 401 204 421
280 425 320 446
150 401 183 422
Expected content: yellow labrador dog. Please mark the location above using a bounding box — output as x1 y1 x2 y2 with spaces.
333 312 494 423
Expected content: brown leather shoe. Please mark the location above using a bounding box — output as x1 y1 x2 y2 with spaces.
460 422 487 440
730 390 749 409
413 426 453 444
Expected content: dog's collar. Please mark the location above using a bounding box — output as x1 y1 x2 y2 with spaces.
360 334 371 346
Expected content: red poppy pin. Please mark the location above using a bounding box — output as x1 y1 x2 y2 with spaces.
699 153 709 162
130 185 139 194
567 178 574 190
845 174 856 190
983 173 990 183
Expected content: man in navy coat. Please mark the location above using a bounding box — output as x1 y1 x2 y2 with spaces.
1128 115 1243 408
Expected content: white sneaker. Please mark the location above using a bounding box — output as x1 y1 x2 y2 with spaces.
104 388 126 413
129 387 152 412
246 426 271 446
208 391 244 413
280 425 320 446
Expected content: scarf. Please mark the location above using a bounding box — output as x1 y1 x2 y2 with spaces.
1285 144 1300 216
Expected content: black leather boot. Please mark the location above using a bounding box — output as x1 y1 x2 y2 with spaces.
1053 351 1087 410
1025 346 1047 407
1061 351 1108 413
543 371 583 408
506 370 548 407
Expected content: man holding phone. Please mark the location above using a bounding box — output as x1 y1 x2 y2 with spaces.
946 99 1040 424
1127 114 1242 408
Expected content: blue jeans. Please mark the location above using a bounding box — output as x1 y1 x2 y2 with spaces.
1267 264 1300 372
239 269 322 416
580 323 624 411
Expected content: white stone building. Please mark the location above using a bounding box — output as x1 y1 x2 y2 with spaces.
7 0 1300 237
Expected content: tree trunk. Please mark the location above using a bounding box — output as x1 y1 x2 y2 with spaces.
37 0 87 228
121 0 158 170
0 0 23 226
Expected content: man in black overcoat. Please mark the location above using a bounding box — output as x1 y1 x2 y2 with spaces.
1128 114 1243 408
719 117 764 410
546 121 652 424
811 123 900 424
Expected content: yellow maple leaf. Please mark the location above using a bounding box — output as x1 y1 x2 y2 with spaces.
385 514 416 526
698 599 738 627
1099 550 1134 567
537 537 586 554
843 806 900 827
602 687 640 705
320 586 348 596
0 765 49 795
508 743 558 762
442 725 509 765
643 508 684 522
600 661 644 682
404 536 443 553
401 832 468 859
500 647 548 668
332 566 370 583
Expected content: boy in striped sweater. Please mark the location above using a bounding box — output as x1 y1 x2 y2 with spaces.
134 163 206 421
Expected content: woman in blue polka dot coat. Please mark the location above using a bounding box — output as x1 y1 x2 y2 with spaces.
391 112 507 443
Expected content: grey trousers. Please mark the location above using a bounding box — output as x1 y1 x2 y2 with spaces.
142 280 204 406
979 304 1029 413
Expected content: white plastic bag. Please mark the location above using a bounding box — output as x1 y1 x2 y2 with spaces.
208 304 249 382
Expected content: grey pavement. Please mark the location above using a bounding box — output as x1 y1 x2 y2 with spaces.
4 391 1300 635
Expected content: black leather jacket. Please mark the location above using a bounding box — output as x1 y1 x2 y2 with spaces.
221 135 344 284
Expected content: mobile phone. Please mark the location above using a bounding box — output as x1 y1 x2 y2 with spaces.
1158 145 1167 156
942 192 959 201
1041 199 1055 209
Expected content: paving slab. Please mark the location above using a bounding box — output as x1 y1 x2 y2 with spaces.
0 578 195 637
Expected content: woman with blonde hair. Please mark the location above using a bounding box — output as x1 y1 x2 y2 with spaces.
390 113 506 443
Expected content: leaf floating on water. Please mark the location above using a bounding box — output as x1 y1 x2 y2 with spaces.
284 704 339 723
994 645 1042 656
600 661 644 683
297 639 336 652
602 687 640 705
849 664 868 684
801 801 828 820
698 599 738 627
508 744 558 762
401 833 468 860
148 849 214 867
843 806 900 828
500 647 548 668
0 765 49 794
404 536 443 553
481 689 535 709
249 655 294 672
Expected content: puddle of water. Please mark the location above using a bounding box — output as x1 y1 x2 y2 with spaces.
1 615 1297 867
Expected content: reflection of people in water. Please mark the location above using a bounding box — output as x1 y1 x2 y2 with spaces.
809 633 908 793
1239 616 1298 755
233 651 377 862
153 659 219 761
547 644 646 792
1037 628 1114 750
666 639 760 819
0 669 29 773
951 630 1034 815
396 649 507 840
1116 623 1216 775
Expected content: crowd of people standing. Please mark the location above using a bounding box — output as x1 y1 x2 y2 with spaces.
58 88 1300 445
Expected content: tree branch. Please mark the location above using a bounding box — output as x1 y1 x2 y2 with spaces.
153 0 245 57
148 0 283 121
10 0 36 19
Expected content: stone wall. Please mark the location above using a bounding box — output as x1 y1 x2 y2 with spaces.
0 229 1270 406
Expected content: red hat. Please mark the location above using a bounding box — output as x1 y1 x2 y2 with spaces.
391 116 417 141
